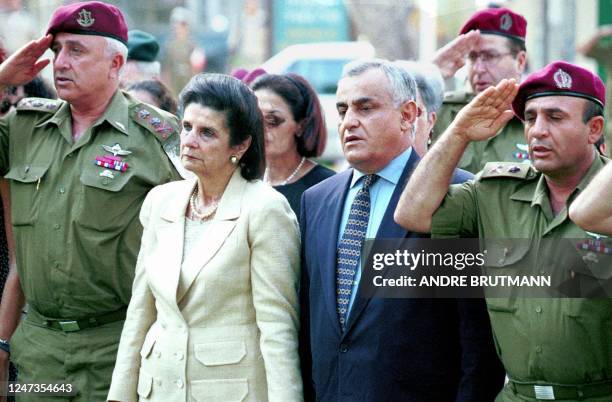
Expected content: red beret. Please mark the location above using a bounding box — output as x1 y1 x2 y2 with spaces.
46 1 128 45
512 61 606 120
460 8 527 44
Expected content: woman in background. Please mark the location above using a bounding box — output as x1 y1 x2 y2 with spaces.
127 79 177 115
252 73 334 215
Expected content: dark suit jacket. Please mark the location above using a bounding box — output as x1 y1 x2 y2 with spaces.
299 151 504 402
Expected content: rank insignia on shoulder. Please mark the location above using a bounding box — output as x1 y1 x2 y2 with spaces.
481 162 531 179
132 105 179 144
16 97 60 113
443 90 474 104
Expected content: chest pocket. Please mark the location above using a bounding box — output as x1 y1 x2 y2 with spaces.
482 240 530 311
75 167 142 231
5 163 51 225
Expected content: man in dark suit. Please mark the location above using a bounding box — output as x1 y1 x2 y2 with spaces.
299 59 504 402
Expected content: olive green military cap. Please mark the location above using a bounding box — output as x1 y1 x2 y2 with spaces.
127 29 159 62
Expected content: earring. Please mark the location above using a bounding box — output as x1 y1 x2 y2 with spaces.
230 155 238 165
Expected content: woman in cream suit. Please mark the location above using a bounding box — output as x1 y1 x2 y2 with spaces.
108 74 303 402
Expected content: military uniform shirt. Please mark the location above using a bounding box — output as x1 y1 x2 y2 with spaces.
0 90 181 320
433 90 529 173
431 156 612 387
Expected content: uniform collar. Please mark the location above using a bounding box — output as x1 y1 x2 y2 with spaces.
35 90 130 136
510 154 608 209
350 146 412 187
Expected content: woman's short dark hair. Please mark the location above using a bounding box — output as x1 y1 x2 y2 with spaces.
179 73 265 180
251 73 327 157
127 79 178 115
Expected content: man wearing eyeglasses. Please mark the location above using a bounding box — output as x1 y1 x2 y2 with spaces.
432 8 528 174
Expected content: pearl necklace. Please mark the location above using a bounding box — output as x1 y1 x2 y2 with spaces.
266 157 306 186
189 185 219 220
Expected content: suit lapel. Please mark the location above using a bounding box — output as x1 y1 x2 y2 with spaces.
176 170 244 302
318 170 352 335
344 152 419 334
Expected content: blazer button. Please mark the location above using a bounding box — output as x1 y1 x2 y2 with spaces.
176 379 184 389
176 351 184 360
155 351 161 358
340 344 349 353
155 378 162 386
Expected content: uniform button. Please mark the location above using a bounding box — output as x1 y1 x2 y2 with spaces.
535 346 542 353
176 351 184 360
540 270 545 274
340 344 348 353
102 178 110 186
176 379 184 389
53 224 61 230
535 306 542 313
59 187 65 194
54 262 61 268
67 153 73 158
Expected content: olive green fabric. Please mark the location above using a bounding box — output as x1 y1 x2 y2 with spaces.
0 90 181 400
10 316 124 402
433 90 529 174
431 156 612 402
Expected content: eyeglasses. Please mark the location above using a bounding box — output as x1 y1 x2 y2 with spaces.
466 51 513 65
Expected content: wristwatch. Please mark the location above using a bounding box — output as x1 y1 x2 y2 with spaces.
0 337 10 355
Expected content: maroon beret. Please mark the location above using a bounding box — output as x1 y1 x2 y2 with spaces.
512 61 606 120
46 1 128 45
460 8 527 44
231 68 267 85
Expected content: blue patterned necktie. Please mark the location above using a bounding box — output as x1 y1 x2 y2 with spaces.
336 174 378 330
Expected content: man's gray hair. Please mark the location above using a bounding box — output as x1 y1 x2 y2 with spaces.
394 60 444 118
104 37 128 67
130 60 161 78
341 58 417 107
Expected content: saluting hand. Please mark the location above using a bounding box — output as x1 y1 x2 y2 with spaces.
0 34 53 87
432 30 480 79
450 78 519 142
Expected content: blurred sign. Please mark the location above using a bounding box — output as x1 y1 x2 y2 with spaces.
272 0 350 53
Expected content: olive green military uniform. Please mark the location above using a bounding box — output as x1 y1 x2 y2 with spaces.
0 91 182 401
584 35 612 156
432 156 612 401
433 90 529 173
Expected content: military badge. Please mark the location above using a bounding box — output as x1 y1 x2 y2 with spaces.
102 143 132 157
76 9 95 27
500 13 513 31
138 109 150 119
99 169 115 179
553 68 572 89
95 155 128 172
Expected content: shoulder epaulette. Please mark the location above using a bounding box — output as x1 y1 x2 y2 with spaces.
16 97 61 113
130 103 179 144
443 90 474 104
480 162 536 180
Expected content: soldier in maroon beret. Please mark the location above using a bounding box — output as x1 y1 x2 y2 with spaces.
431 7 530 174
0 2 182 400
397 62 611 401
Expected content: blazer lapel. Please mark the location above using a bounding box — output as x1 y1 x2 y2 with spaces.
176 170 244 302
344 152 419 334
318 170 352 335
154 179 193 312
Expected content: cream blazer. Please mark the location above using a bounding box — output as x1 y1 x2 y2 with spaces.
107 170 303 402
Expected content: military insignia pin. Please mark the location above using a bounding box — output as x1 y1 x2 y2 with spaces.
500 13 513 31
99 169 114 179
553 68 572 89
138 109 150 119
507 166 521 173
102 143 132 157
76 9 95 27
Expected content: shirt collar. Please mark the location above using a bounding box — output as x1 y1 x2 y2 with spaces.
350 146 412 188
510 154 608 208
35 90 130 136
